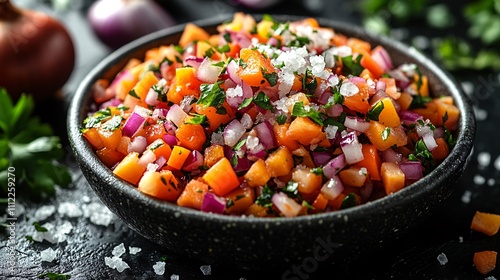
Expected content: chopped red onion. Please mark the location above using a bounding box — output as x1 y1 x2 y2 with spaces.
399 161 423 181
349 76 366 84
152 108 167 120
247 146 266 161
228 30 252 48
271 192 302 217
325 104 343 117
323 154 346 179
184 56 203 69
201 192 226 214
182 150 204 171
375 81 386 91
196 57 223 83
344 116 370 133
155 156 167 171
240 113 253 129
233 157 253 173
340 131 364 164
370 46 393 72
422 132 438 151
433 127 444 139
399 110 423 126
227 60 242 84
254 121 277 149
162 134 178 146
370 89 389 106
163 120 176 134
138 149 156 167
128 136 148 154
166 104 188 127
320 176 344 200
123 112 146 137
224 119 246 147
381 148 403 163
145 88 159 106
312 151 332 166
388 69 411 89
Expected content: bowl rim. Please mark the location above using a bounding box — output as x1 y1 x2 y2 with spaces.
68 14 475 226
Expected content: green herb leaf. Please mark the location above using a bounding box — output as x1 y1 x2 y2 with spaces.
310 167 323 175
282 181 299 198
185 114 208 125
367 100 385 121
33 222 48 232
256 185 274 208
381 127 391 141
38 272 71 280
233 139 246 151
254 91 274 111
409 94 432 109
292 102 323 126
340 193 357 209
198 82 226 109
276 114 287 125
263 72 278 86
226 198 234 208
341 55 364 76
128 89 140 99
238 97 253 110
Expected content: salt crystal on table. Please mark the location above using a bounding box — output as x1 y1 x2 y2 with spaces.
58 202 83 218
461 190 472 204
112 243 126 257
34 205 56 221
82 195 91 203
477 152 491 167
485 276 497 280
82 202 114 226
40 247 57 262
170 274 180 280
474 175 485 185
495 155 500 171
105 256 130 272
200 265 211 275
437 252 448 265
153 261 166 275
129 246 142 255
15 203 25 217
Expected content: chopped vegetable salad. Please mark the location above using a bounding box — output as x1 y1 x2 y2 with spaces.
82 13 459 217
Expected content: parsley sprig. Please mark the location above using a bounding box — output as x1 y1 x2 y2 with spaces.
0 88 71 199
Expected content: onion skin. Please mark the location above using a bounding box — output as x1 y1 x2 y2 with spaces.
87 0 175 49
0 0 75 100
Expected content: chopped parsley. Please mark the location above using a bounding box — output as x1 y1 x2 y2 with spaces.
408 139 435 172
83 107 111 129
233 139 246 151
409 94 432 109
276 114 287 125
310 167 323 175
255 185 274 208
254 91 274 111
128 89 140 99
282 181 299 198
340 193 357 209
341 55 364 76
185 113 208 125
33 222 48 232
198 82 226 110
238 97 253 110
100 116 123 131
367 100 385 121
292 102 324 126
381 127 391 141
263 71 278 86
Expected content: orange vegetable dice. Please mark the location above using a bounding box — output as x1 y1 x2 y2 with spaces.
203 157 240 196
292 168 323 194
167 146 191 170
473 251 497 275
265 146 294 178
237 48 276 87
177 179 209 210
244 159 271 188
224 186 255 214
471 211 500 236
113 152 146 185
138 170 182 201
380 162 405 194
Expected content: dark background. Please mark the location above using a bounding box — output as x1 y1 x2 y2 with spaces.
1 0 500 279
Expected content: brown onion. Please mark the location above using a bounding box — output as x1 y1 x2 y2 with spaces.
0 0 75 100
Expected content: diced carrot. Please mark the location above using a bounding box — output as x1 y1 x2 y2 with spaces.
265 146 294 178
328 193 346 210
169 67 203 103
203 157 240 196
343 81 371 114
354 144 382 181
245 203 269 217
113 152 146 185
203 144 225 167
379 77 400 100
473 251 497 275
244 159 271 188
380 162 405 194
434 98 460 129
292 168 323 194
287 116 328 146
194 102 235 132
146 138 172 160
82 127 104 150
411 74 429 96
291 75 303 92
396 92 413 111
431 137 449 161
177 179 209 210
360 51 384 78
175 123 206 151
97 127 123 150
179 23 210 48
273 122 300 152
311 193 329 213
291 145 316 168
167 145 191 170
116 136 131 156
96 146 125 168
412 100 439 125
377 97 401 127
138 170 182 201
346 37 371 53
365 121 404 151
339 166 368 187
144 123 167 144
131 71 159 102
237 48 276 87
471 211 500 236
224 186 255 214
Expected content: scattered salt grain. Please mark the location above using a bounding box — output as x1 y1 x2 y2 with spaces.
40 247 57 262
339 81 359 97
325 125 338 140
32 221 73 244
494 155 500 171
112 243 126 257
437 252 448 265
82 202 114 226
226 85 243 98
461 190 472 204
129 246 142 255
458 236 463 243
210 132 224 146
488 178 496 186
239 278 247 280
105 256 130 272
474 107 488 121
82 195 91 203
14 203 25 217
34 205 56 221
477 152 491 167
485 276 497 280
473 175 486 185
153 261 166 275
58 202 83 218
200 265 211 276
170 274 180 280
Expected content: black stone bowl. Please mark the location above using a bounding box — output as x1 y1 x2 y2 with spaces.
68 14 475 271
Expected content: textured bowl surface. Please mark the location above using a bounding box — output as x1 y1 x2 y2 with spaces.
68 14 475 270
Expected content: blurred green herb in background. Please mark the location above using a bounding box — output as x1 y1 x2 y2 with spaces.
361 0 500 71
0 88 71 201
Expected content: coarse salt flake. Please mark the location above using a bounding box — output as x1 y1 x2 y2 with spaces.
226 85 243 98
473 175 485 185
200 265 211 275
112 243 126 257
58 202 83 218
309 55 329 79
437 252 448 265
485 276 497 280
105 256 130 272
246 135 260 150
170 275 180 280
494 155 500 171
461 190 472 204
339 81 359 97
325 125 338 140
129 246 142 255
40 247 57 262
477 152 491 167
34 205 56 221
153 261 166 275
